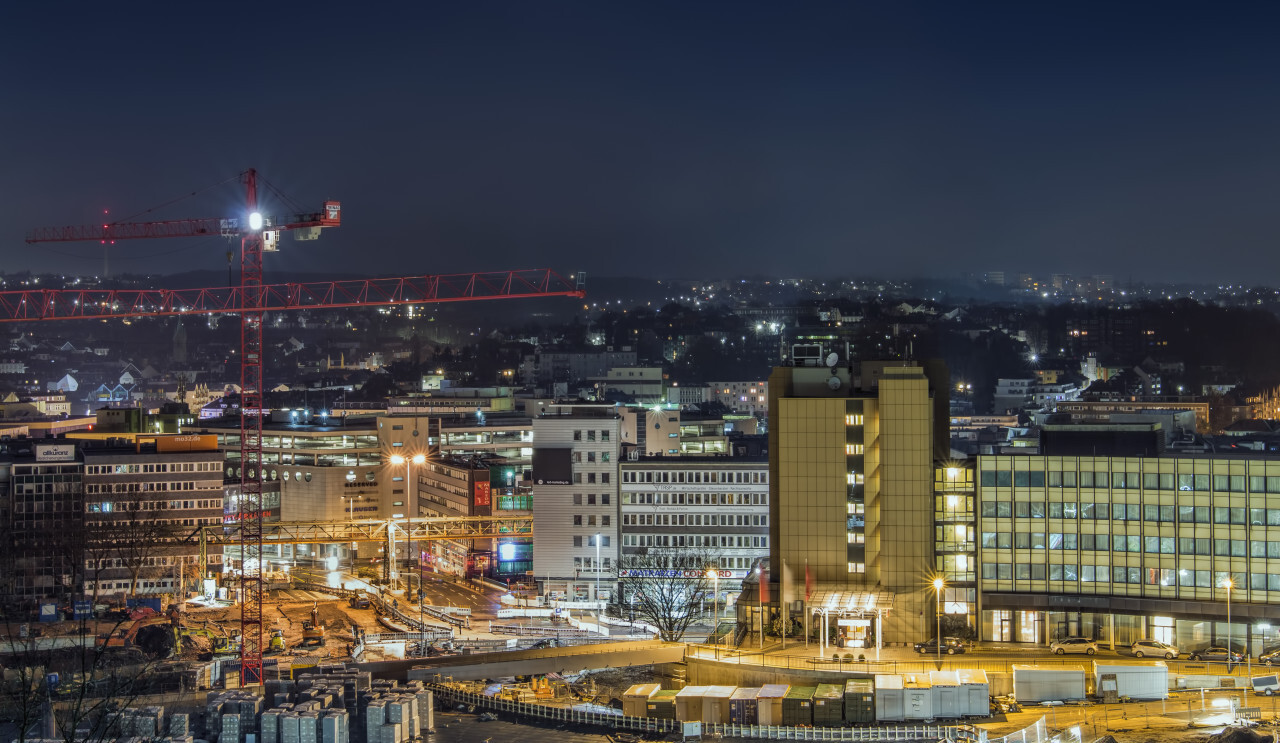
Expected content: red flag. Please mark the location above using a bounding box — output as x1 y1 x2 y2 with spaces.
804 559 813 602
760 569 770 603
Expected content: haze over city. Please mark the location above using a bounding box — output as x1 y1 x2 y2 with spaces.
6 2 1280 283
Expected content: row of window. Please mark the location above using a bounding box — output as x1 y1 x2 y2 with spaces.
622 513 768 527
86 499 220 513
572 429 612 442
982 563 1280 591
983 470 1280 493
85 462 219 475
572 451 612 463
571 493 612 506
84 517 219 528
571 515 611 526
621 471 767 484
571 535 611 547
85 481 215 495
982 502 1280 526
621 534 769 548
983 531 1280 558
570 472 611 484
622 492 768 506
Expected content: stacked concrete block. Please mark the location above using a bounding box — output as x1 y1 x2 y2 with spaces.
299 712 320 743
280 712 301 743
221 712 243 743
365 700 386 743
259 709 279 743
169 712 190 738
320 709 349 743
378 722 402 743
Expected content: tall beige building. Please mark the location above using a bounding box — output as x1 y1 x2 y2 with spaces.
769 361 939 645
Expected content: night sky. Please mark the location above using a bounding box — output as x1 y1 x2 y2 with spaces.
5 2 1280 284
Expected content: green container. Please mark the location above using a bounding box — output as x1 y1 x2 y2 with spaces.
782 686 816 726
812 684 844 727
646 689 678 720
843 679 875 724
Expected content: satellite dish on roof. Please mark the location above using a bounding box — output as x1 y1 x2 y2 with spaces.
827 375 842 390
825 352 839 368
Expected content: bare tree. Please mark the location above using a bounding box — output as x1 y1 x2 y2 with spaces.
615 547 716 643
86 492 190 598
0 543 169 741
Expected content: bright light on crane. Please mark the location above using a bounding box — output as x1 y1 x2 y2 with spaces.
248 212 263 231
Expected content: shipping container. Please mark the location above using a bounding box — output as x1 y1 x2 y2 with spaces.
646 689 678 720
843 679 875 724
903 675 934 721
955 669 990 717
1093 661 1168 700
757 684 789 726
1012 666 1087 703
702 686 735 724
874 675 904 722
729 687 760 725
622 683 660 718
928 671 961 719
812 684 844 727
675 686 709 722
782 686 816 726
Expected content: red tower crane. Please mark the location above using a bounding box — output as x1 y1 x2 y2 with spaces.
20 169 584 685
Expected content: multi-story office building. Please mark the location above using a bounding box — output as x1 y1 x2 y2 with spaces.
2 436 224 602
976 453 1280 653
414 455 531 578
3 440 85 601
81 436 224 596
205 417 382 570
768 361 946 645
530 404 621 602
619 456 769 625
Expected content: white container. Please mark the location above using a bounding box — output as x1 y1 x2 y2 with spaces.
701 686 735 724
903 675 934 721
1094 661 1168 700
955 668 990 717
1012 665 1086 703
928 671 961 718
874 674 904 722
675 686 709 722
756 684 789 726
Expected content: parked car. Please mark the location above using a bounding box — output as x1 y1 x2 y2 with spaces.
1188 646 1243 663
1131 639 1178 659
1259 647 1280 666
914 636 966 655
1050 637 1098 655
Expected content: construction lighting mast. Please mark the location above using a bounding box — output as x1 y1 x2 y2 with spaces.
22 170 584 684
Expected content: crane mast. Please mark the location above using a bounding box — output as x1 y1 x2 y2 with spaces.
238 169 266 684
22 169 584 685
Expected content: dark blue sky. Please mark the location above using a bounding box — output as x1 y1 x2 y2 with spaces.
4 2 1280 283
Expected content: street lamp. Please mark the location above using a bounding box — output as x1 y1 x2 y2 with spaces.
341 494 358 579
1224 576 1235 665
594 533 602 624
708 568 720 658
933 577 945 664
754 566 764 650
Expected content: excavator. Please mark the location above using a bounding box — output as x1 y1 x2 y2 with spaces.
300 603 325 647
97 604 181 658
